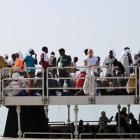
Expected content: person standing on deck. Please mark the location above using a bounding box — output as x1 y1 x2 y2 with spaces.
14 51 25 76
103 49 116 77
57 48 72 95
40 46 50 95
8 54 16 78
3 54 9 77
21 48 38 95
50 52 57 78
70 57 78 73
84 49 99 76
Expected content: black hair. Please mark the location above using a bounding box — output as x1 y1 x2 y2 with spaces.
11 54 15 58
112 59 118 66
51 52 55 55
124 47 130 51
42 46 48 51
59 48 65 52
84 49 88 54
74 57 78 60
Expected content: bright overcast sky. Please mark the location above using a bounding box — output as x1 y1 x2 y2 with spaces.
0 0 140 65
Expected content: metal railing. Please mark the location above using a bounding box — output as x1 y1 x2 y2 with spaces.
79 133 140 139
1 67 45 104
0 66 139 105
23 132 73 139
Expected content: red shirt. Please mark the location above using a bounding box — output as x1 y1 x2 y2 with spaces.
75 73 86 88
40 53 49 70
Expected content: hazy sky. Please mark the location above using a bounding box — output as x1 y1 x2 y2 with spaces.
0 0 140 65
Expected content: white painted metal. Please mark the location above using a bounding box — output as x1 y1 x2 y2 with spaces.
16 106 22 138
44 105 49 118
23 132 73 139
74 105 79 139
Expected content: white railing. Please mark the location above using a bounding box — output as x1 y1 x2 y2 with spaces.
23 132 73 139
0 66 138 104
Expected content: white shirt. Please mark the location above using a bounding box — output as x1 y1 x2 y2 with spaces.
84 56 98 73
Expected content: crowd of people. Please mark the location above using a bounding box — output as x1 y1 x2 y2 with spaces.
78 107 140 138
0 46 139 96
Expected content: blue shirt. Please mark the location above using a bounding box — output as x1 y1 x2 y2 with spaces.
24 55 35 73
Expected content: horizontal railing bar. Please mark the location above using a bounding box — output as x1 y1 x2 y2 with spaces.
94 77 136 79
3 78 43 80
3 88 42 90
23 132 73 139
2 67 43 70
95 87 136 89
48 77 88 80
48 87 89 90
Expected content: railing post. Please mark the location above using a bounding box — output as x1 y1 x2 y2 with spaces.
67 105 71 124
46 68 49 104
135 66 138 104
42 68 45 104
45 105 49 118
139 67 140 104
90 67 95 104
117 104 121 133
74 105 79 139
16 106 22 138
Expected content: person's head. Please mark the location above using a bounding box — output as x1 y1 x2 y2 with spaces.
80 69 87 74
112 59 118 67
51 52 55 55
11 54 16 61
36 71 42 78
88 49 93 57
97 56 100 62
109 50 113 58
15 53 19 58
122 107 127 113
4 54 8 60
59 48 65 56
12 72 20 81
101 111 106 117
30 49 35 55
129 113 134 119
138 50 140 57
106 74 112 82
74 57 78 63
124 47 130 51
84 49 88 56
42 46 48 53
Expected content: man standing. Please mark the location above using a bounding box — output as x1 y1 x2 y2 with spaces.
70 57 78 73
40 46 50 95
50 52 57 77
57 48 72 95
21 48 38 95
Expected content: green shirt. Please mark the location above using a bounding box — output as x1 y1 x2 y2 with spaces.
58 55 72 67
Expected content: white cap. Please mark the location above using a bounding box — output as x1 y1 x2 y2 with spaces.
12 72 20 79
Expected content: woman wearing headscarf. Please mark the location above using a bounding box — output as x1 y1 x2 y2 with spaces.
14 51 25 76
5 72 23 96
21 48 38 95
119 49 131 77
3 54 9 77
103 49 116 77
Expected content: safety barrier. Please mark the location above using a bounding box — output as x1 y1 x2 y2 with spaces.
79 133 140 139
23 132 73 139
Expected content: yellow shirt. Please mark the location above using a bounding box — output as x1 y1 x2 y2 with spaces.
0 56 6 69
128 74 135 93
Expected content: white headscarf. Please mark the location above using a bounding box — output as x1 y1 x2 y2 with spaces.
17 51 24 60
4 54 8 63
108 49 116 57
137 50 140 54
26 48 33 56
12 72 20 79
120 49 131 59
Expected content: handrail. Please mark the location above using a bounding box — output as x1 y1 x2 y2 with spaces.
1 67 45 104
23 132 73 139
48 121 65 125
79 133 140 139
